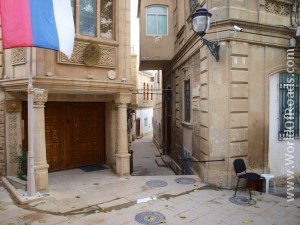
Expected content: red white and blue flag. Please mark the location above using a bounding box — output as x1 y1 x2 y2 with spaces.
0 0 75 58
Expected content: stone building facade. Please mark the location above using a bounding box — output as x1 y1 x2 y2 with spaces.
152 70 163 151
0 0 132 190
130 55 155 139
138 0 300 188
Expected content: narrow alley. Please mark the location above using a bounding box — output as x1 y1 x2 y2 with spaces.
131 135 175 176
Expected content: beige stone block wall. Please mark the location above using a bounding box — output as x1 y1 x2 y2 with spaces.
152 0 296 188
171 40 295 188
248 45 268 170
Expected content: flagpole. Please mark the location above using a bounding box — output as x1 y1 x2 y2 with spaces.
27 47 36 197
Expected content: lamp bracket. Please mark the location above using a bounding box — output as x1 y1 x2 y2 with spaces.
202 38 220 61
200 0 206 7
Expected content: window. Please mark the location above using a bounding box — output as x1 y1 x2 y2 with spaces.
100 0 113 39
184 80 191 123
71 0 114 39
279 73 300 140
146 6 168 36
79 0 96 36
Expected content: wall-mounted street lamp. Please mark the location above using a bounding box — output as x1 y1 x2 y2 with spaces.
191 5 220 61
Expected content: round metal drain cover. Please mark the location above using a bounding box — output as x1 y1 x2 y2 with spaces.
175 177 196 184
135 211 166 224
229 196 256 206
145 180 168 187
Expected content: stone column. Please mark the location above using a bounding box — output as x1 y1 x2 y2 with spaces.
114 93 131 177
33 90 49 190
132 112 136 141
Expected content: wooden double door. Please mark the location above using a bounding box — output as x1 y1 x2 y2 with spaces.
23 102 105 172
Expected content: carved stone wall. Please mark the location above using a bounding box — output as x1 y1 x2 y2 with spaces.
264 0 290 16
8 113 18 164
58 42 116 68
11 48 26 65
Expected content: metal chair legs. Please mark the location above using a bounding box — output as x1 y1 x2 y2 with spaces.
234 178 240 196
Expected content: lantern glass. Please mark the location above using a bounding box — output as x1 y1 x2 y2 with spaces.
192 15 206 33
192 15 210 36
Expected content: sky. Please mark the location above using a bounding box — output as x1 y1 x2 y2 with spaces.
130 0 139 55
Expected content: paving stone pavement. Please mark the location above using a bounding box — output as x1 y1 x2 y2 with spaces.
1 169 300 225
131 135 175 176
0 136 299 225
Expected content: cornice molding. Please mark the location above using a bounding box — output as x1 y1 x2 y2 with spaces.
0 77 133 94
172 19 293 69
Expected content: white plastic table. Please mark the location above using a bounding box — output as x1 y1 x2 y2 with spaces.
261 174 276 194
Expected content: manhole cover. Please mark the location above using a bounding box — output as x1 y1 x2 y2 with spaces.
175 177 196 184
146 180 168 187
135 212 166 224
229 196 256 206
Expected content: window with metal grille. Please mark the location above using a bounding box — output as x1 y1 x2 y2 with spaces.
278 73 300 140
184 80 191 123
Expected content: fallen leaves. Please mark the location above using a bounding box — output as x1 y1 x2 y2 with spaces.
148 216 155 221
242 219 252 224
38 219 47 223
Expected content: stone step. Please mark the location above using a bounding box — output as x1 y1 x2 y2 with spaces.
6 176 27 191
161 155 171 166
155 157 168 167
154 148 161 157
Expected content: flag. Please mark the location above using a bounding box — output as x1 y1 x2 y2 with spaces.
0 0 75 58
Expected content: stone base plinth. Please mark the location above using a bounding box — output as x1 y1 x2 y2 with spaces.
35 164 49 191
115 153 131 177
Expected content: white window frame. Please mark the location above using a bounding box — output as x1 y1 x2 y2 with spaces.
71 0 114 40
146 5 168 36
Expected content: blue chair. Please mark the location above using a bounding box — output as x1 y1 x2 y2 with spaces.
233 159 262 200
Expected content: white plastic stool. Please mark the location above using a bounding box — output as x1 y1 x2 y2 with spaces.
261 174 276 194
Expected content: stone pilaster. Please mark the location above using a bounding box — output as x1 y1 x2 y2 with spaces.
4 94 23 176
227 41 250 187
114 93 131 177
33 90 49 190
